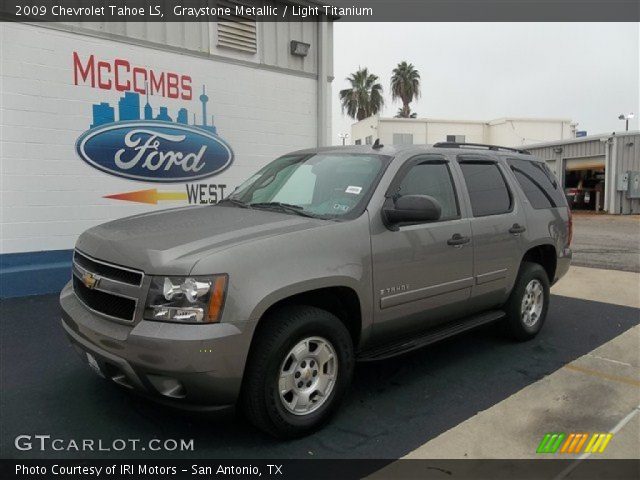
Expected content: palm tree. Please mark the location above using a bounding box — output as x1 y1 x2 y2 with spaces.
391 61 421 118
339 68 384 121
395 107 417 118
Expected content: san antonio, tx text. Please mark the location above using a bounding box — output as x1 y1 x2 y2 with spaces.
16 464 283 476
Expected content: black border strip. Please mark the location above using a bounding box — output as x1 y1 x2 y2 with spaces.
1 0 639 22
4 459 640 480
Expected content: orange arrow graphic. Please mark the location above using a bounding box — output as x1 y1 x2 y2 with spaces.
104 188 188 205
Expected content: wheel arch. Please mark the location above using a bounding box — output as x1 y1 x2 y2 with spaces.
520 242 558 284
250 283 363 349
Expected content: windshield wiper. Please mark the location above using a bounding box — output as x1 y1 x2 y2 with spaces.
250 202 303 210
217 198 250 208
249 202 324 219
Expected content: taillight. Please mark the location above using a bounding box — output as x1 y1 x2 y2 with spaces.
566 207 573 246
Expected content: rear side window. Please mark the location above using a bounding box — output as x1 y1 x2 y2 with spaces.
507 158 566 209
459 162 512 217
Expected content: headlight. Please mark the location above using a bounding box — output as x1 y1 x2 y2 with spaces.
144 275 228 324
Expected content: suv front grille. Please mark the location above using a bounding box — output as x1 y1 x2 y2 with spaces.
74 251 143 286
72 250 144 323
72 276 137 321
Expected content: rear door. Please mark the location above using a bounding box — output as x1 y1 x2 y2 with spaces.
455 156 527 309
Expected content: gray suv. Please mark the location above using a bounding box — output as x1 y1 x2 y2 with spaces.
60 142 572 438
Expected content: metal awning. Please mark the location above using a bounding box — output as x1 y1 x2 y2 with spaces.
565 156 606 171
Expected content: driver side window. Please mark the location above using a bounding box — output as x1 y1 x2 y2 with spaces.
396 161 460 221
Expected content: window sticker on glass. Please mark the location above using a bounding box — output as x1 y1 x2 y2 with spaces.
345 186 363 195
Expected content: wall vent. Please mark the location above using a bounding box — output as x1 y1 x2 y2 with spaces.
217 0 257 53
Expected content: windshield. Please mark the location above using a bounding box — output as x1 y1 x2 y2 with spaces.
225 153 387 218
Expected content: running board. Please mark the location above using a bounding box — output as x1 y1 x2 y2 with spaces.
357 310 505 361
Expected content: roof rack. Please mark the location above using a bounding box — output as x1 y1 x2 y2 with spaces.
432 142 531 155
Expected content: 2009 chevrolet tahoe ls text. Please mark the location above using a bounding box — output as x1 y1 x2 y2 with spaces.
60 142 572 438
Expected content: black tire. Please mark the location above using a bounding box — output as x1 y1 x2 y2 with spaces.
503 262 550 341
241 305 354 439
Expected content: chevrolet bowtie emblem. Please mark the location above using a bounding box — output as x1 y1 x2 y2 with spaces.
82 272 100 289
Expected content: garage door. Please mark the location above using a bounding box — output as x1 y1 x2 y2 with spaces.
565 155 606 171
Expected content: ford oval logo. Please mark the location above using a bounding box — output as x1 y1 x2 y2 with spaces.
75 121 234 183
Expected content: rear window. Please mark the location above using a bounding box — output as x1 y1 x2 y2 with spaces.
459 161 512 217
507 158 566 209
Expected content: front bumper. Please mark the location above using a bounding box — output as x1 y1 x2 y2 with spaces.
60 281 253 407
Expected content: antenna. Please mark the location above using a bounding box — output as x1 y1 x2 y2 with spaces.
372 138 384 150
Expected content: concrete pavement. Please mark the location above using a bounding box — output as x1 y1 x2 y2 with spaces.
551 266 639 309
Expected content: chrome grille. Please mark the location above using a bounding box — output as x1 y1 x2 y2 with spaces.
72 250 144 323
74 250 143 286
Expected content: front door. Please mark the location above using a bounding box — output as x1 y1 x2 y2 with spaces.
370 155 474 342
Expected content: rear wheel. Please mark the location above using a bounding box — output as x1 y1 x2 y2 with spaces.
503 262 550 341
241 305 354 438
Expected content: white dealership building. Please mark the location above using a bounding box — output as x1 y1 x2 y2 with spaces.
351 115 576 148
0 4 334 297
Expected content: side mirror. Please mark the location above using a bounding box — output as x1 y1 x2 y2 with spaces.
383 194 442 227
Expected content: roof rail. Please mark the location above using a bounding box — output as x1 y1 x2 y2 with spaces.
432 142 531 155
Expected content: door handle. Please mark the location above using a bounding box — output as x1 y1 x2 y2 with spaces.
509 223 527 235
447 233 471 247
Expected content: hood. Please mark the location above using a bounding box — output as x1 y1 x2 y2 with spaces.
75 205 324 274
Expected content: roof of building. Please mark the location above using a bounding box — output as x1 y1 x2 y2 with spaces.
356 116 573 125
525 130 640 149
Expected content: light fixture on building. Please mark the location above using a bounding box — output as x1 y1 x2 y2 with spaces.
338 133 350 145
618 113 634 131
290 40 310 57
553 147 563 154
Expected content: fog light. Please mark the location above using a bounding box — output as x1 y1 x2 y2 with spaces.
147 374 186 399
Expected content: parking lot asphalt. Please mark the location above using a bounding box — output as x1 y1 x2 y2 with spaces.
1 290 638 460
571 213 640 272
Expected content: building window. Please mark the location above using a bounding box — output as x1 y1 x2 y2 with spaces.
365 135 373 145
459 162 512 217
446 135 466 143
217 0 257 53
392 133 414 145
354 139 362 145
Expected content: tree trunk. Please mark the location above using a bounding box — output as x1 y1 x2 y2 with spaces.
402 102 410 118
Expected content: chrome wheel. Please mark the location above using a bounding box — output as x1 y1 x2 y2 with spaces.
521 279 544 327
278 336 338 416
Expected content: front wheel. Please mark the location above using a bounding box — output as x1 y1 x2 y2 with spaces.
241 305 354 438
503 262 550 341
